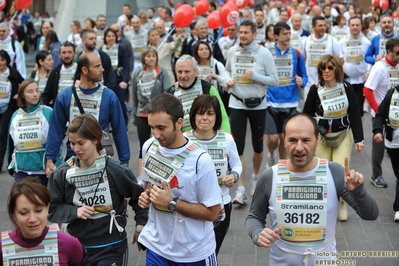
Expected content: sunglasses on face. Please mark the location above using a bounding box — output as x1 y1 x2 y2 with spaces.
392 50 399 55
320 65 335 71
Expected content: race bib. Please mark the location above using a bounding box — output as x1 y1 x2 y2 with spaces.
276 160 328 245
318 83 349 119
344 39 363 63
389 90 399 128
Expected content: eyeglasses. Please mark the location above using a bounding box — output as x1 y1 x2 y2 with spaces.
392 50 399 55
320 65 335 71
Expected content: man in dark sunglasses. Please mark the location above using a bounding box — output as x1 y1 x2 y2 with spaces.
364 38 399 190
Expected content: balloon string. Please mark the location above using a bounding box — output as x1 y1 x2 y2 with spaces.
11 10 19 22
157 25 175 52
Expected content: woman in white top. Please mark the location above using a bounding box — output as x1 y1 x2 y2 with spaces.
67 20 83 53
27 51 53 93
192 41 230 114
184 94 242 255
331 15 349 41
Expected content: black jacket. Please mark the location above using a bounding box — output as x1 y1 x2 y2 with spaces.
373 87 397 142
303 81 364 143
42 50 117 106
7 66 25 111
41 63 67 106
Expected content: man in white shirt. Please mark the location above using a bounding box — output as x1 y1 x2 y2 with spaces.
138 93 221 265
218 22 239 62
254 9 266 44
338 17 370 120
0 22 26 78
363 38 399 189
117 4 132 29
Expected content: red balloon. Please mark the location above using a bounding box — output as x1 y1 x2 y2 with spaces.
195 0 210 16
223 28 228 36
16 0 32 10
309 0 316 8
235 0 249 9
173 4 195 28
249 0 255 6
372 0 379 7
207 11 222 29
380 0 389 10
0 0 6 11
220 2 239 28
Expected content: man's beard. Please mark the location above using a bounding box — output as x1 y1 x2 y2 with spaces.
62 59 73 67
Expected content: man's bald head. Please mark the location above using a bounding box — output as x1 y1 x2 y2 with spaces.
131 17 141 31
110 23 121 37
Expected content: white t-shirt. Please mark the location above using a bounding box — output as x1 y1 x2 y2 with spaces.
301 34 344 86
139 138 222 263
183 130 242 204
338 35 370 84
364 57 399 117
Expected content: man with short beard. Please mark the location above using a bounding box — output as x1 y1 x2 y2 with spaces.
42 42 77 107
365 14 397 65
95 14 107 49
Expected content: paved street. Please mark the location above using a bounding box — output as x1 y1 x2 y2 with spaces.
2 53 398 265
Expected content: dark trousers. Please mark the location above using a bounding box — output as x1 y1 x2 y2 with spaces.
214 202 232 255
371 117 385 177
386 148 399 212
0 107 16 170
87 239 128 266
113 81 128 126
136 116 152 159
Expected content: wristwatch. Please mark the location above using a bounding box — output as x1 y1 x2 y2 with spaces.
167 197 178 212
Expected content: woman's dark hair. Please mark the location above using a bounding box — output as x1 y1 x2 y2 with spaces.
0 49 11 66
265 24 275 42
44 30 59 50
189 94 222 132
17 79 40 108
35 50 51 67
103 28 119 46
67 114 103 152
8 177 51 227
193 41 212 63
85 18 96 29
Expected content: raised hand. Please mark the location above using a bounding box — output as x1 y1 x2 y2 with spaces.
344 156 364 191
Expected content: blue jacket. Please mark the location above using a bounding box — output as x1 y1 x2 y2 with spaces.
365 33 396 65
267 45 308 104
45 83 130 164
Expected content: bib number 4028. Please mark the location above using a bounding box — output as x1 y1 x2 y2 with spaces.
284 212 320 224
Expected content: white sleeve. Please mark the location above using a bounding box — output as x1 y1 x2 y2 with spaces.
226 133 242 176
364 62 385 91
